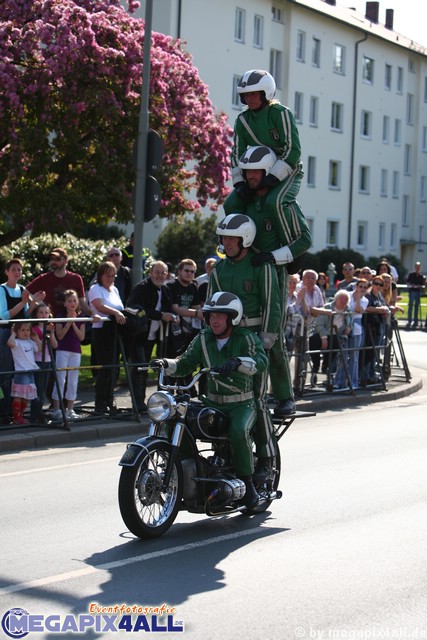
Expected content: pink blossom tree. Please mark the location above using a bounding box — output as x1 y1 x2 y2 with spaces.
0 0 232 244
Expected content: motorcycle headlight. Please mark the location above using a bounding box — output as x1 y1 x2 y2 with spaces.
147 392 177 422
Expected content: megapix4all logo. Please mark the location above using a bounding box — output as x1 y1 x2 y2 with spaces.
2 605 184 637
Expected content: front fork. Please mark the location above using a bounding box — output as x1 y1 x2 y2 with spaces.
161 421 185 490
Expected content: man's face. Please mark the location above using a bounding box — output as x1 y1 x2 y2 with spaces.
49 255 66 272
178 264 196 285
106 250 122 267
342 264 355 280
150 264 168 287
209 312 230 337
245 169 264 191
222 236 243 259
244 91 263 110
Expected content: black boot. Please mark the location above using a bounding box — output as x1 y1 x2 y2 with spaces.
241 475 260 509
253 457 272 480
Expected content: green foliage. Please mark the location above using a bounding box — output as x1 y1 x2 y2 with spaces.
154 214 220 272
0 232 151 287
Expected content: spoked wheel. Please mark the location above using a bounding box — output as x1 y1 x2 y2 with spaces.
247 447 282 515
118 442 183 539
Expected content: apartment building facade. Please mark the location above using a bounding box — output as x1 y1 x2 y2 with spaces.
133 0 427 270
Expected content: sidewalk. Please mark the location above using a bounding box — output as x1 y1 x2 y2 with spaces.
0 365 423 453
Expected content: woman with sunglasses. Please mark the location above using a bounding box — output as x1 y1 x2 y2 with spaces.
362 275 390 384
346 279 370 389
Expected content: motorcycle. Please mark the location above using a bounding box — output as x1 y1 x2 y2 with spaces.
118 368 313 539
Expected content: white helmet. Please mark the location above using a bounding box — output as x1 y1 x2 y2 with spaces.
238 146 277 176
216 214 256 248
202 292 243 326
237 69 276 103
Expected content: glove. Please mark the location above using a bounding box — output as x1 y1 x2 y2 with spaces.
150 358 167 371
234 181 253 201
262 174 280 189
215 357 241 376
251 252 276 267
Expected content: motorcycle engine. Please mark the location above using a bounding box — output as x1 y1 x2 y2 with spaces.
208 477 246 508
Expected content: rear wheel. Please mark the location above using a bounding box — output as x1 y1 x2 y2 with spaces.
118 442 183 539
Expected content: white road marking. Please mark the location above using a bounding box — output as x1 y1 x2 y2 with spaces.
0 528 261 595
0 456 119 477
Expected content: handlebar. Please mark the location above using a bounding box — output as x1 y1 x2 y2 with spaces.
157 367 215 393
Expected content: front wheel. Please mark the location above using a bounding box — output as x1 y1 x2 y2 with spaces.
118 442 183 539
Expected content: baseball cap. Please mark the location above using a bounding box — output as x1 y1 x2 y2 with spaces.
50 247 68 259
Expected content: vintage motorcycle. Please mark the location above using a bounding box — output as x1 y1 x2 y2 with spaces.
118 368 312 539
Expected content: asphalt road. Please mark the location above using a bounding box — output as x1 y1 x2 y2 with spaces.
1 341 426 640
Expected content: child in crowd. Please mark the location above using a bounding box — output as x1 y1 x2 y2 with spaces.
52 290 85 422
30 302 58 423
7 322 41 425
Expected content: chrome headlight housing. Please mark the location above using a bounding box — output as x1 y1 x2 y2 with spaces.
147 392 177 422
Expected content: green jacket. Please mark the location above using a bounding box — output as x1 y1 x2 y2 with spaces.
207 250 281 350
165 327 268 402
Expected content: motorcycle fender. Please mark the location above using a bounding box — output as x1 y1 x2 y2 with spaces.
118 436 169 467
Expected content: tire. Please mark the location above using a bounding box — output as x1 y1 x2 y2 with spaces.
247 447 282 515
118 441 183 539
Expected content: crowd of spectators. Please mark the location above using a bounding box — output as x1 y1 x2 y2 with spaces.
0 244 425 426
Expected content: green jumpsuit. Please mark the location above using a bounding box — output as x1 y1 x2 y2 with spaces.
208 250 281 458
224 184 312 402
164 327 268 476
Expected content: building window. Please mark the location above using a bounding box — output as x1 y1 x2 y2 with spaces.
392 171 400 198
234 8 245 43
294 92 303 123
397 67 403 93
360 110 372 138
331 102 343 132
394 119 401 146
402 195 409 226
359 166 370 193
357 222 367 249
408 58 415 73
423 127 427 152
329 161 341 189
362 56 374 84
424 77 427 102
307 156 316 186
406 93 414 125
327 220 339 247
309 96 319 127
404 144 412 176
418 226 424 252
296 31 306 62
253 14 263 48
385 64 392 90
272 6 283 22
379 223 386 250
390 223 397 251
312 37 321 67
380 169 388 197
269 49 282 89
333 44 345 74
421 176 427 202
382 115 390 143
232 75 242 108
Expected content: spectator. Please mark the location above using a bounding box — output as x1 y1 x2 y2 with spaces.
316 272 328 303
196 257 218 306
362 275 390 383
359 266 374 285
166 259 202 357
104 247 132 305
379 257 399 282
406 262 425 330
26 247 91 317
29 302 57 423
1 258 44 424
88 261 126 414
310 290 352 385
285 273 303 355
7 322 40 425
347 279 369 389
125 260 176 412
336 262 358 290
295 269 325 387
51 290 85 423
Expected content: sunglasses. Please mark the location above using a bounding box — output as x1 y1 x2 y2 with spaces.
108 252 120 257
373 282 384 286
183 269 196 274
